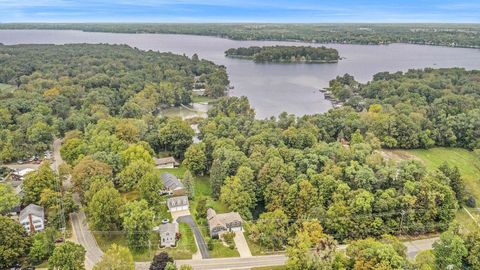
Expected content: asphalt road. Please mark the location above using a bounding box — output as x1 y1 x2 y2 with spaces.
53 138 103 270
135 236 439 270
177 215 210 259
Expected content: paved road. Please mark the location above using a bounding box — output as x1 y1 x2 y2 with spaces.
53 138 103 270
135 236 439 270
135 255 287 270
177 215 210 259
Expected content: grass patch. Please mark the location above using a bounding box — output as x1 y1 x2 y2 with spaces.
208 239 240 258
122 190 140 201
94 232 160 262
158 165 187 178
191 95 217 103
159 223 197 260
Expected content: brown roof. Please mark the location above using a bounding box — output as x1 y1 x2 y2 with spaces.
155 157 179 165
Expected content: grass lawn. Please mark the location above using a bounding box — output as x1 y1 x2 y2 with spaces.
158 165 187 178
208 239 240 258
159 223 197 260
388 147 480 230
94 232 160 262
191 95 218 103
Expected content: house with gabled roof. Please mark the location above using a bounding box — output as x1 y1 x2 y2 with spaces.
160 173 185 196
167 196 189 212
19 204 45 233
207 208 243 238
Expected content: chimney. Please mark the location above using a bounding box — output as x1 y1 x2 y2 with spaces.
28 213 35 233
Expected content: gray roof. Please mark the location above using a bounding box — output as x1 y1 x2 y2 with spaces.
159 222 179 234
19 204 44 221
207 208 243 230
161 173 184 191
167 196 189 208
156 157 178 165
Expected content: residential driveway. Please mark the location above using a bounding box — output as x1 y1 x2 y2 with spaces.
233 231 252 258
177 215 210 259
170 209 191 221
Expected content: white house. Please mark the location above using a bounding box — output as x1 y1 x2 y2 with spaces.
167 196 189 212
19 204 45 233
158 222 179 247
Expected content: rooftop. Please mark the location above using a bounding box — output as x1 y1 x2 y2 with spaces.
161 173 184 191
19 204 44 221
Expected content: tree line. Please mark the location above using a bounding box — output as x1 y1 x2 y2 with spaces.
2 23 480 48
327 68 480 150
225 46 340 63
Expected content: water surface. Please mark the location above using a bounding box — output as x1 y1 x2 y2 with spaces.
1 30 480 118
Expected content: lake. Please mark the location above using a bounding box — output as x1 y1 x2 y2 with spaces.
1 30 480 118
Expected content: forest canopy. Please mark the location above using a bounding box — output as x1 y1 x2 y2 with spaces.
0 44 228 162
1 23 480 48
225 45 340 63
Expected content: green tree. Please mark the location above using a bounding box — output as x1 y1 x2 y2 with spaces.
121 200 154 250
182 170 195 199
249 209 289 250
120 143 154 167
150 252 173 270
86 186 123 231
0 183 19 213
28 228 56 264
164 262 177 270
138 171 163 205
158 118 194 158
414 250 435 270
48 241 86 270
60 137 87 165
93 244 134 270
22 161 59 204
0 216 31 269
117 160 155 191
183 143 207 175
463 229 480 269
220 175 255 219
71 156 112 198
196 198 208 220
346 237 408 270
433 231 467 270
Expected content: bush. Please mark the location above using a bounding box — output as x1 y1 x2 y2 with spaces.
465 196 476 208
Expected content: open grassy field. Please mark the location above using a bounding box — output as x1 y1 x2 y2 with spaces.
94 232 160 262
385 147 480 230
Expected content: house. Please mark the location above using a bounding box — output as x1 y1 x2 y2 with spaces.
19 204 45 233
207 208 243 238
160 173 185 196
167 196 189 212
158 222 179 247
155 157 179 169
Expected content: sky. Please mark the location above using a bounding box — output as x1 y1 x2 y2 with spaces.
0 0 479 23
